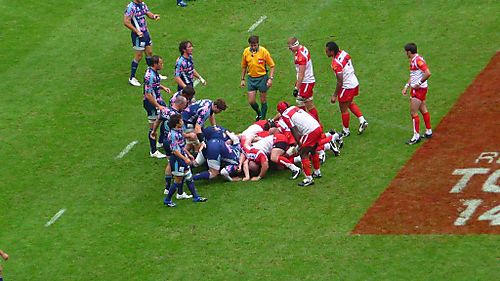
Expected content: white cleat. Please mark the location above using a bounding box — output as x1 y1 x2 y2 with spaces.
150 150 166 159
358 121 368 135
129 77 141 87
176 192 193 200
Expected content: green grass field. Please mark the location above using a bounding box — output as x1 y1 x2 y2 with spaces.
0 0 499 280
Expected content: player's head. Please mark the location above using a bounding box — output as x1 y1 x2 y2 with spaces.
248 35 259 52
168 114 183 129
173 95 188 110
179 40 193 55
151 55 163 70
248 160 260 176
181 85 196 100
287 37 300 52
277 101 289 114
404 43 418 57
325 41 339 57
212 99 227 114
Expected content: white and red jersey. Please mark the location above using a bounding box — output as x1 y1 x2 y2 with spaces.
409 54 429 88
251 135 273 155
244 147 268 164
331 50 359 89
276 118 296 145
281 106 320 136
240 120 267 138
294 45 315 83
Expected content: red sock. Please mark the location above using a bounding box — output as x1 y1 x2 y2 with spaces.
278 155 293 166
422 112 431 130
308 107 320 123
412 114 420 134
311 154 320 170
301 158 311 176
342 112 350 128
318 135 332 146
349 102 363 118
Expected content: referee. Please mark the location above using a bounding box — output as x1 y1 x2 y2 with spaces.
240 35 275 121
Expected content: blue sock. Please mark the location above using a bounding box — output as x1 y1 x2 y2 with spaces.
166 182 180 201
193 171 210 180
146 56 152 66
130 60 139 79
164 175 172 190
186 180 199 198
178 179 185 195
148 129 156 154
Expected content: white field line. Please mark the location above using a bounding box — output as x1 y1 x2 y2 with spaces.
115 140 139 159
247 15 267 33
45 208 66 227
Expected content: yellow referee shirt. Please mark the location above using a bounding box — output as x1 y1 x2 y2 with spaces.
241 46 275 78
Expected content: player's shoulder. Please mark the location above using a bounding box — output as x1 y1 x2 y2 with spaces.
259 46 270 53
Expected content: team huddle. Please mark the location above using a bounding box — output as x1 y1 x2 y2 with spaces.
123 0 434 207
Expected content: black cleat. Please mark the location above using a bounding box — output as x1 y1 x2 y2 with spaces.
298 178 314 187
289 169 301 180
358 121 368 135
406 136 421 145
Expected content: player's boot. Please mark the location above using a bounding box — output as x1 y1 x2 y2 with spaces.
193 197 208 202
128 77 141 87
176 192 193 200
358 121 368 135
406 135 421 145
163 199 177 207
298 177 314 187
312 170 322 178
289 168 301 180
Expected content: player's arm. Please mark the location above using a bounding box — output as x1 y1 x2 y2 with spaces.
174 63 187 88
402 78 411 95
123 15 142 36
208 114 216 127
173 76 186 89
331 72 343 103
150 116 161 139
146 11 160 20
173 149 190 164
289 126 301 145
266 52 276 87
242 159 250 181
295 65 306 89
0 250 8 261
256 158 269 179
240 52 248 87
160 84 171 93
145 93 165 111
193 69 206 86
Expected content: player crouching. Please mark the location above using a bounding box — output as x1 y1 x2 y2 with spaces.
163 114 207 207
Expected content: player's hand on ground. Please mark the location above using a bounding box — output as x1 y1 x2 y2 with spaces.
242 177 250 181
1 252 9 261
330 95 337 104
251 176 261 181
231 176 242 181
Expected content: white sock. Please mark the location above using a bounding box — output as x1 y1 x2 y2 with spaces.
324 143 331 151
293 156 301 164
343 127 350 133
358 116 366 123
426 129 432 134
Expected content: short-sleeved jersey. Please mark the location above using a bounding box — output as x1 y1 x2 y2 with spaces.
169 90 195 107
241 120 267 138
410 54 429 88
174 55 195 85
182 99 212 127
159 107 181 131
203 125 230 142
331 50 359 89
241 46 275 78
124 1 149 33
244 147 268 164
168 128 187 157
143 67 164 105
251 135 273 155
281 106 320 135
294 45 315 83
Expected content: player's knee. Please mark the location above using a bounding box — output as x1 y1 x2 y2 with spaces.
135 52 143 61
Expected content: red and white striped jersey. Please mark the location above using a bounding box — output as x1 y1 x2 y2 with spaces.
281 106 320 136
409 54 429 88
251 135 273 155
294 46 315 83
244 147 268 164
241 120 266 138
331 50 359 89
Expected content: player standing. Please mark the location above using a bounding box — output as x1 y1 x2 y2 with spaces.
123 0 165 87
287 37 320 122
174 41 206 91
402 43 432 145
240 35 276 121
325 41 368 136
143 56 171 158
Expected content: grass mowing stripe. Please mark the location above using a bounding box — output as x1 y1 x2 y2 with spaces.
44 208 66 227
115 140 139 159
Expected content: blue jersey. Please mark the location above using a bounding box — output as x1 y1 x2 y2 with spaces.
174 55 195 86
143 67 165 105
124 1 150 33
169 90 195 107
182 99 212 127
168 128 187 158
203 125 230 142
205 139 240 167
159 107 181 131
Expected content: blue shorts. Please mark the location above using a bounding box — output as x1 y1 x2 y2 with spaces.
143 99 158 123
170 156 191 177
131 31 152 51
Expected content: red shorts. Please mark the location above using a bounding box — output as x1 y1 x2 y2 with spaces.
338 86 359 103
299 82 315 100
411 87 428 101
299 127 323 149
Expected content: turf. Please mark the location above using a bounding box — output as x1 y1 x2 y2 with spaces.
0 0 498 280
